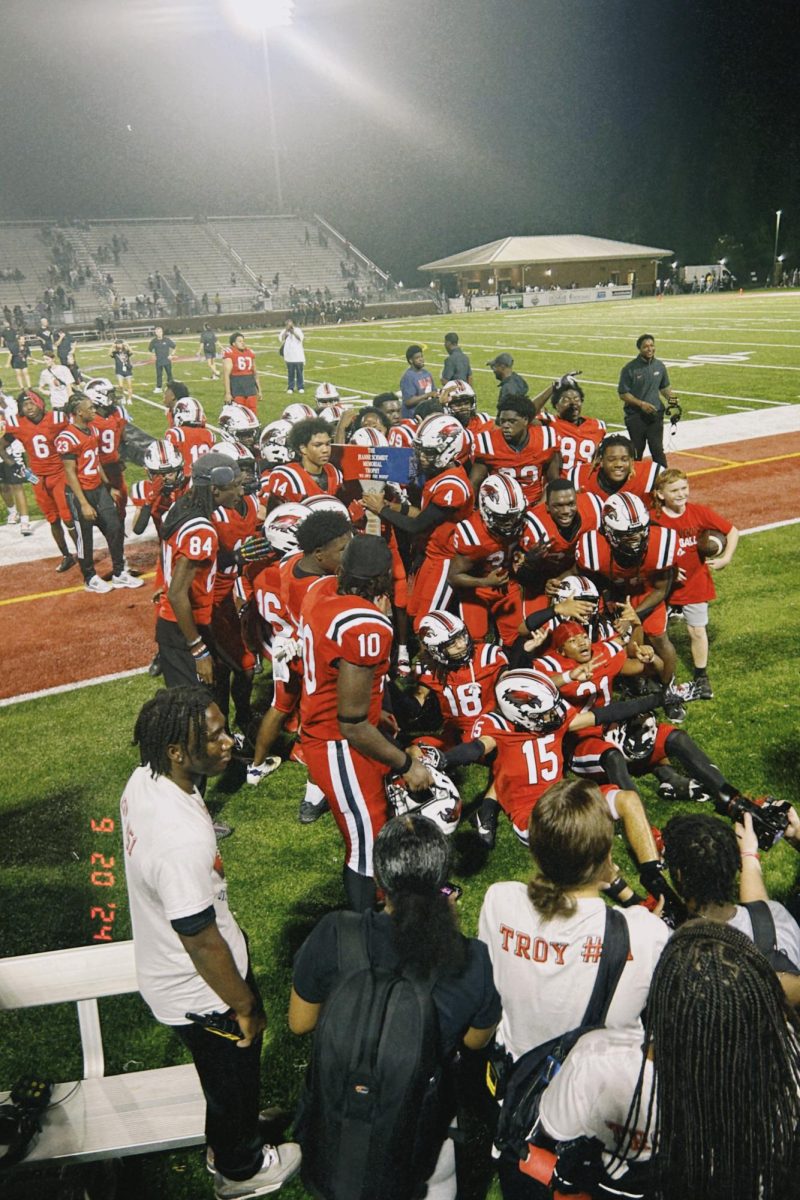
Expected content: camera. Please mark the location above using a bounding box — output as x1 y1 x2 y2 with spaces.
714 793 791 850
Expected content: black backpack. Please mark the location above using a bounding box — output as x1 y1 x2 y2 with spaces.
743 901 800 976
297 911 455 1200
494 906 630 1163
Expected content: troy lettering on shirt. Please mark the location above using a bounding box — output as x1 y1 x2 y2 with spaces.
498 924 568 964
607 1121 650 1153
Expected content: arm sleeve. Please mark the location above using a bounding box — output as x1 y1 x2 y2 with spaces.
379 501 448 535
444 739 486 768
592 691 664 725
525 606 557 632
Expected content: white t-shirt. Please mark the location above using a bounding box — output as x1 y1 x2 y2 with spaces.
39 364 73 410
280 327 305 363
477 883 669 1062
120 765 248 1025
729 901 800 967
539 1026 655 1176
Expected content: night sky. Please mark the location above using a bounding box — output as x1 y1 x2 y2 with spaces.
1 0 797 282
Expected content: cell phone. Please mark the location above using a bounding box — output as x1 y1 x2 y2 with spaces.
440 882 463 902
185 1011 244 1041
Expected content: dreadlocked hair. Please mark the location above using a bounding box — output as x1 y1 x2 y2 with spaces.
527 779 613 919
373 815 467 979
661 813 738 909
338 567 394 603
133 687 210 778
613 920 800 1200
160 480 215 542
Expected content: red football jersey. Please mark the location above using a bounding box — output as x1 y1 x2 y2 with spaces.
223 345 256 376
534 636 626 712
130 477 189 529
471 707 575 830
520 493 604 581
472 423 558 505
4 410 68 478
246 558 294 642
576 526 677 602
417 466 475 565
157 516 219 626
540 413 607 473
211 495 261 601
418 643 508 739
388 421 415 449
164 425 215 472
299 576 393 742
569 459 661 501
261 462 343 504
55 422 103 490
92 406 128 465
279 550 328 633
652 502 733 604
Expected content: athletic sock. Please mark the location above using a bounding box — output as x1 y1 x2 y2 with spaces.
302 781 326 806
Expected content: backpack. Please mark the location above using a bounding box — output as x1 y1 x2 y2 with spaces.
494 906 631 1164
297 911 455 1200
743 901 800 976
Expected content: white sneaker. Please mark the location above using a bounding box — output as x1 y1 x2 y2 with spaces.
6 510 19 525
298 389 305 394
153 387 163 393
20 523 33 537
112 569 144 589
246 757 282 786
396 645 411 677
214 1143 301 1198
86 574 113 594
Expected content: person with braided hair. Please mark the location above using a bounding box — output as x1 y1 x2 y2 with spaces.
569 434 661 502
121 688 302 1198
540 921 800 1200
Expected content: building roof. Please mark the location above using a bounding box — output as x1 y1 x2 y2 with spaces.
419 234 673 272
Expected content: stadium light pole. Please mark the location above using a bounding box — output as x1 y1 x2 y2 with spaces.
773 209 782 286
224 0 294 210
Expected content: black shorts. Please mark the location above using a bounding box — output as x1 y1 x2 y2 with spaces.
156 616 217 690
230 376 258 399
0 459 26 486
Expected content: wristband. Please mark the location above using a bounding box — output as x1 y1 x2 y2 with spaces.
191 643 207 657
187 636 203 649
398 752 413 775
740 851 761 862
193 649 211 661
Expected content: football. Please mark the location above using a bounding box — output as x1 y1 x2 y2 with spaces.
697 529 728 560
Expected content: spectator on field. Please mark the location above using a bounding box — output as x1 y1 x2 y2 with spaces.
279 319 305 394
441 332 472 387
199 324 219 380
399 344 437 418
39 350 74 410
478 777 668 1200
487 353 528 411
111 339 134 404
148 326 176 394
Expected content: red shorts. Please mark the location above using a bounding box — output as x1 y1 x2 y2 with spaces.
460 584 523 648
569 722 676 777
231 394 258 415
408 559 453 627
301 737 390 877
640 601 668 638
33 471 71 525
391 551 408 610
210 592 256 673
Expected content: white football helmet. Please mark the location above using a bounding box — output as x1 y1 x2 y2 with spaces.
219 404 261 447
262 503 309 556
495 669 567 734
553 574 600 611
143 439 185 491
302 494 351 519
478 473 526 538
350 426 388 448
84 377 117 411
413 413 467 470
385 766 463 836
172 397 206 427
282 401 315 424
258 419 293 465
602 493 650 557
314 382 340 406
213 438 257 491
441 379 476 415
417 610 473 669
604 715 658 761
318 402 348 426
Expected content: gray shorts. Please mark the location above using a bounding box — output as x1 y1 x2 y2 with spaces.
682 602 709 627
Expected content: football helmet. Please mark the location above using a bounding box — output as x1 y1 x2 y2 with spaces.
262 502 308 556
172 397 206 427
350 426 388 447
84 377 117 411
218 404 261 449
413 413 467 471
385 765 463 836
495 669 567 734
418 610 473 669
478 473 526 538
552 574 600 615
302 494 351 519
441 379 476 418
318 402 348 426
314 382 340 406
258 419 293 465
213 439 258 493
602 493 650 561
282 401 315 424
605 715 658 761
143 439 185 492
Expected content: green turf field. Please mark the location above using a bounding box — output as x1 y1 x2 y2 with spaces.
1 293 799 1198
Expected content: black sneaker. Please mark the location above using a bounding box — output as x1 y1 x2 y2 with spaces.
212 821 233 840
299 797 330 824
664 700 687 724
695 675 714 700
56 553 77 573
473 797 499 849
147 653 162 678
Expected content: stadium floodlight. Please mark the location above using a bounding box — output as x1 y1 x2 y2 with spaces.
224 0 294 38
773 209 782 284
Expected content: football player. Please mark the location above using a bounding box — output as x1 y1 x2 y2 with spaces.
297 535 432 911
222 332 261 415
85 378 129 521
569 434 661 501
218 404 262 457
515 478 603 620
373 392 415 449
413 610 508 746
262 418 344 509
538 377 608 473
470 394 560 506
4 389 77 568
164 397 215 473
131 440 188 536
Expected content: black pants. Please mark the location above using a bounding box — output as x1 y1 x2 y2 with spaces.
156 616 216 690
624 409 667 467
67 484 124 582
173 968 264 1181
155 360 174 388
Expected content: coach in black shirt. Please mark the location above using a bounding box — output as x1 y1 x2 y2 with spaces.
618 333 676 467
441 332 472 385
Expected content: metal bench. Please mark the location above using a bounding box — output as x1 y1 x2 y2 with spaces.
0 939 205 1166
